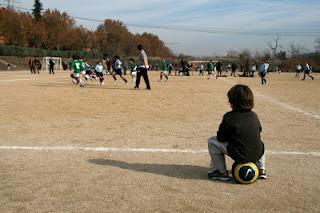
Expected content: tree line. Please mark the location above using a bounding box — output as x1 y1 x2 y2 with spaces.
0 7 173 57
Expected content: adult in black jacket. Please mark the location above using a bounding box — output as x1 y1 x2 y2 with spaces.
207 84 266 180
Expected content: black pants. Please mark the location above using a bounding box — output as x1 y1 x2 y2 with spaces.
136 68 151 89
49 66 54 74
217 69 222 76
260 72 267 84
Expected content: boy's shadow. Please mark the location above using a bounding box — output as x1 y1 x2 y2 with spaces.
88 158 234 183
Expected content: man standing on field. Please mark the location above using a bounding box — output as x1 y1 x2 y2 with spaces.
49 57 55 75
135 44 151 90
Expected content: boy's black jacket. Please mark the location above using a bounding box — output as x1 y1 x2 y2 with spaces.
217 110 264 162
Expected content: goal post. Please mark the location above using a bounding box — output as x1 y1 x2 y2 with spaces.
42 57 62 72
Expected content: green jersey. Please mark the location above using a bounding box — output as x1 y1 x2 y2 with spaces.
71 60 83 73
130 63 137 71
161 61 167 71
209 62 215 71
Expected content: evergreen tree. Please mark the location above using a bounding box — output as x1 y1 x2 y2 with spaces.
32 0 43 20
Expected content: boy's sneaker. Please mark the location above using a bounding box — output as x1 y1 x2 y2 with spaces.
259 169 267 179
208 170 229 181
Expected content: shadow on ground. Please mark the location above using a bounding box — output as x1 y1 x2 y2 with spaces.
88 158 234 183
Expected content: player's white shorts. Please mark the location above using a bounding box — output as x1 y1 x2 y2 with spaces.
131 71 137 76
163 71 169 75
73 73 80 78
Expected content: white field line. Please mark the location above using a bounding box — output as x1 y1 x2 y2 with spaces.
0 78 39 82
0 145 319 157
0 75 66 82
255 93 320 119
220 78 320 120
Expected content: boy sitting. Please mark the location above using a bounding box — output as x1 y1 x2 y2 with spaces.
208 84 266 180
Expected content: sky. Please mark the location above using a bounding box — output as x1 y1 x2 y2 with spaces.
11 0 320 56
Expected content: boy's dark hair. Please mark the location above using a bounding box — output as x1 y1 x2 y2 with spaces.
227 84 254 111
137 44 143 50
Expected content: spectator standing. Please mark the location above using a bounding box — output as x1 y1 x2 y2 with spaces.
135 44 151 90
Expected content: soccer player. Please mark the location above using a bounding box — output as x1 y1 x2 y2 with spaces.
49 57 55 75
112 55 128 85
70 56 85 87
295 64 302 79
160 58 169 81
34 58 41 74
168 63 174 76
207 61 215 79
259 60 269 85
231 63 237 77
216 60 222 77
198 63 204 76
302 62 314 80
95 60 105 85
129 58 138 87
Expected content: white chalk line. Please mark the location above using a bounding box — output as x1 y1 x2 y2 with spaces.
0 74 67 82
0 145 319 157
0 78 40 82
255 93 320 119
220 78 320 120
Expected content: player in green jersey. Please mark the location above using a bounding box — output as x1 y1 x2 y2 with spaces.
207 61 216 79
129 58 138 87
70 56 85 87
160 58 169 82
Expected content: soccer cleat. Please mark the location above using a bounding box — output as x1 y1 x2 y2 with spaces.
208 170 230 181
259 169 267 179
101 82 104 85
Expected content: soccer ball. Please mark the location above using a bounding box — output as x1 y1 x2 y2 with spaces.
232 162 259 184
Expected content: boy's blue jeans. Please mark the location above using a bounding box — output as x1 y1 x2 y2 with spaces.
208 136 266 172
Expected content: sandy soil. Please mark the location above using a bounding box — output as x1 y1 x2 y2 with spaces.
0 70 319 212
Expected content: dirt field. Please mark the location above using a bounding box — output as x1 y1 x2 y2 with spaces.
0 70 319 212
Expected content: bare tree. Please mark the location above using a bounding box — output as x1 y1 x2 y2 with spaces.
254 49 271 61
288 42 308 57
267 36 283 58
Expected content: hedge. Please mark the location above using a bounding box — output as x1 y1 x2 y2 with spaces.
0 45 102 58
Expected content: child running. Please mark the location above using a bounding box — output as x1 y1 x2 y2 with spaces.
207 61 215 79
259 60 269 85
129 58 138 87
207 84 266 180
302 62 314 80
198 63 204 76
95 60 105 85
295 64 302 79
160 58 169 81
83 59 97 81
112 55 128 85
70 56 85 87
